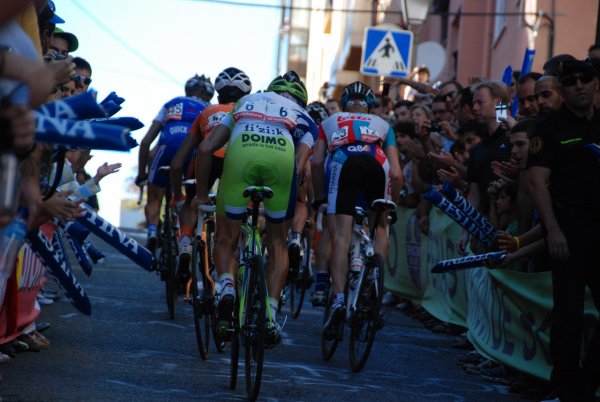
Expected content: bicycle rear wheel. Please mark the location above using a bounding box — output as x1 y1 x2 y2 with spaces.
190 239 210 359
162 216 177 320
349 253 385 372
320 290 341 361
243 256 266 401
289 229 311 319
205 221 227 354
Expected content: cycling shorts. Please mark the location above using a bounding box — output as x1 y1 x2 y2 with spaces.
185 155 224 202
216 132 296 223
327 145 390 216
148 143 192 188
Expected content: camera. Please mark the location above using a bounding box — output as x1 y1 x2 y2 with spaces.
430 122 441 132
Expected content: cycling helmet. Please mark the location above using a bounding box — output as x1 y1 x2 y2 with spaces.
185 74 215 99
306 101 330 124
340 81 376 109
215 67 252 94
267 71 308 107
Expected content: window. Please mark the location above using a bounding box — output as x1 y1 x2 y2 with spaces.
493 0 507 42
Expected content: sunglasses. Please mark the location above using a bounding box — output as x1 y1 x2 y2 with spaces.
442 91 456 100
560 72 595 87
345 99 368 107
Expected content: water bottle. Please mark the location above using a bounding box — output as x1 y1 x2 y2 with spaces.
0 209 28 304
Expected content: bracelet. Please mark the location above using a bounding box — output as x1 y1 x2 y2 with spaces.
514 236 520 250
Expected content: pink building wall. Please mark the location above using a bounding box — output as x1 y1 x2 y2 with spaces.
417 0 599 84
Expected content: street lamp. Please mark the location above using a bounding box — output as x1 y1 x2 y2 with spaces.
400 0 433 29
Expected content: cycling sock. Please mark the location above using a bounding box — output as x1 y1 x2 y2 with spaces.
268 297 278 322
314 271 329 291
181 225 193 238
334 293 344 306
219 274 236 300
147 224 157 234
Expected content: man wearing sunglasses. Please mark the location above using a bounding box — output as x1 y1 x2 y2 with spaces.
528 59 600 402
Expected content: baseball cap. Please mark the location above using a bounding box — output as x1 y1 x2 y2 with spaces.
558 59 598 80
53 28 79 52
47 0 65 24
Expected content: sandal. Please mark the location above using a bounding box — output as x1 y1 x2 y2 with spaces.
17 334 40 352
29 331 50 349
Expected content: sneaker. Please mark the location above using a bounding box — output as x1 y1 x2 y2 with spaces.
311 290 327 307
265 321 282 349
36 294 54 305
215 294 234 342
177 242 192 284
323 303 345 341
84 242 105 264
146 231 158 253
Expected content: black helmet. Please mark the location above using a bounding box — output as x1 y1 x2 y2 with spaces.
185 74 215 99
267 71 308 107
306 101 329 124
340 81 376 109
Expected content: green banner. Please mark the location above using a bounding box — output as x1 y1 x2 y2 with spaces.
385 207 599 381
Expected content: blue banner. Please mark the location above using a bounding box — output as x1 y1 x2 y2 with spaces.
27 230 91 315
36 92 107 120
76 203 154 271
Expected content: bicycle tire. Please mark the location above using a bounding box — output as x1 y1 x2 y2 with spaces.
229 304 240 390
190 239 210 359
320 289 341 361
244 255 266 401
349 252 385 372
162 215 177 320
205 221 227 354
289 229 311 319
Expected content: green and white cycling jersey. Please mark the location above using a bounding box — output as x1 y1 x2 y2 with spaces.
216 92 318 223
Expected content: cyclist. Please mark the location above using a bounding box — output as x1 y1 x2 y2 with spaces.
169 68 252 284
311 81 403 340
192 71 318 347
287 101 329 281
136 75 214 252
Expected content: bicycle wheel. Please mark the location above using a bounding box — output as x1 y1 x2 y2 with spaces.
349 252 385 372
229 303 240 390
190 239 210 359
206 221 227 354
289 229 310 319
163 215 177 320
320 289 341 361
243 256 266 401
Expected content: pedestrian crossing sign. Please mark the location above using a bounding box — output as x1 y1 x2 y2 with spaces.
361 25 413 77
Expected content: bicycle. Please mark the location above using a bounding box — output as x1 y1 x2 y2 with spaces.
155 166 179 320
187 193 227 359
279 219 313 319
229 186 272 401
321 198 396 372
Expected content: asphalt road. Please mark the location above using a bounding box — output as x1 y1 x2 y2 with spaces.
0 232 521 402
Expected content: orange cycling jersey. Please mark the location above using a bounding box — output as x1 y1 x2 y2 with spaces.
189 103 234 158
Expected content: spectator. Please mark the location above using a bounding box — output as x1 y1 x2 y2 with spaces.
458 81 511 254
516 72 542 118
528 59 600 401
534 75 562 116
72 56 92 94
392 99 413 124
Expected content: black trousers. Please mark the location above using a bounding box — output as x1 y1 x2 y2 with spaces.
548 206 600 401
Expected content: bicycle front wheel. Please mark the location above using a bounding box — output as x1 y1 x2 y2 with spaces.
243 256 266 401
349 253 385 372
289 229 310 319
190 239 210 360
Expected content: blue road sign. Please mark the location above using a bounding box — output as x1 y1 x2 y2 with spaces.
361 26 413 77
